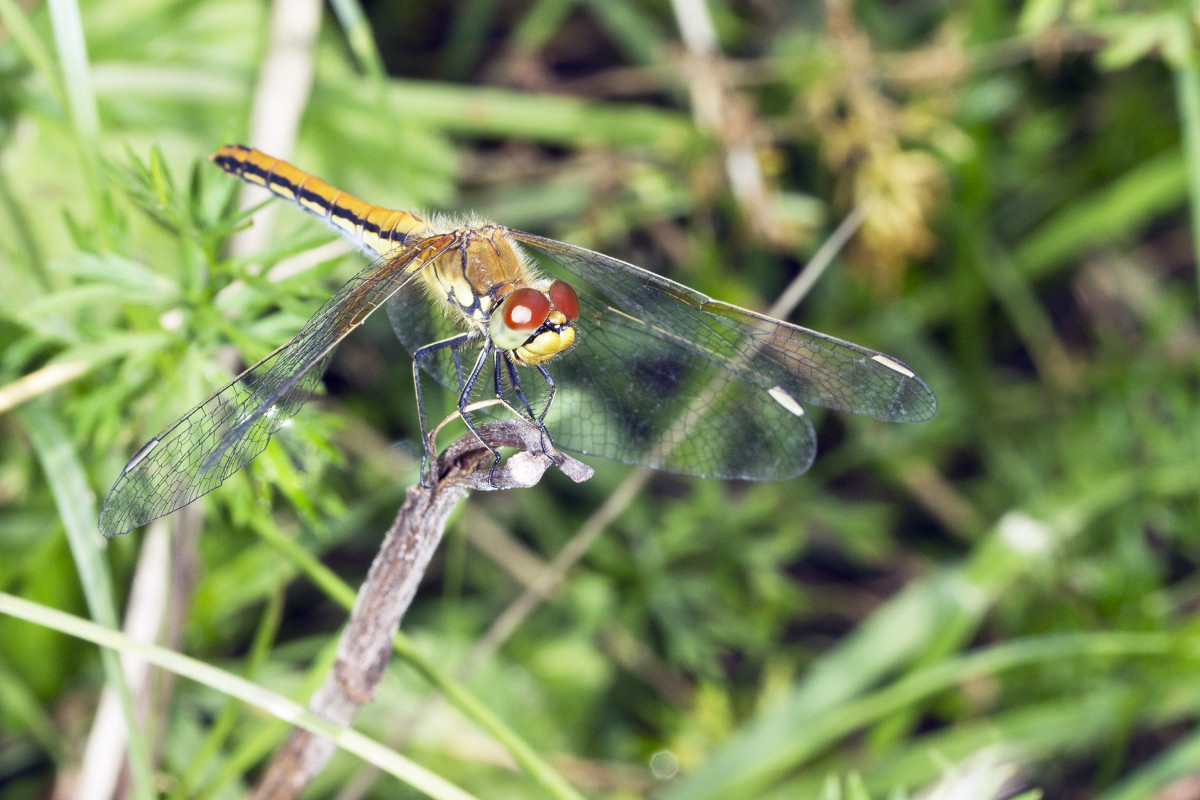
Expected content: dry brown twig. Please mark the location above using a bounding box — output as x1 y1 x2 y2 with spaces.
249 419 592 800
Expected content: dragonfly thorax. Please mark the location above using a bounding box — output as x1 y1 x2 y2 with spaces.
420 225 529 323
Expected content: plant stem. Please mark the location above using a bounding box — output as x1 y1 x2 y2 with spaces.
1172 54 1200 306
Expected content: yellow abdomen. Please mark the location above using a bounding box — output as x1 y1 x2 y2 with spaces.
211 144 432 258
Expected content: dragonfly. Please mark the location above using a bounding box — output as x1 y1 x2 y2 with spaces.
98 144 937 536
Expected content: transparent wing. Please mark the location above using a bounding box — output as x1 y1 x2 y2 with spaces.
543 302 819 479
510 231 936 421
98 234 455 536
503 230 936 480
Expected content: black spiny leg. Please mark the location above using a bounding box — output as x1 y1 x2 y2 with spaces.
452 342 465 389
499 355 538 425
502 359 557 457
456 341 502 480
533 362 558 454
533 363 556 427
412 332 474 486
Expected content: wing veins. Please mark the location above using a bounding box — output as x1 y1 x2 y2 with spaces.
509 230 936 422
99 235 455 535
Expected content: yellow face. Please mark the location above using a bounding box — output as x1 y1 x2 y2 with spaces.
513 310 576 365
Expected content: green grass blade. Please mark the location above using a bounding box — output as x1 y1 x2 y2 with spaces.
0 0 63 108
1016 149 1186 278
47 0 98 142
667 632 1188 800
328 0 386 80
1096 725 1200 800
1173 57 1200 305
46 0 111 241
18 402 155 800
0 592 484 800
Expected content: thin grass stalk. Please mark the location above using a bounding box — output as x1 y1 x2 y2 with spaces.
328 0 387 80
195 638 341 798
666 631 1191 800
1172 54 1200 307
18 403 156 800
0 592 482 800
166 568 286 800
46 0 110 243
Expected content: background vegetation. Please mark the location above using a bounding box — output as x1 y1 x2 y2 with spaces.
1 0 1199 798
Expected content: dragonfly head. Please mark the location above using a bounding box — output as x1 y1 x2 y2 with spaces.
490 280 580 366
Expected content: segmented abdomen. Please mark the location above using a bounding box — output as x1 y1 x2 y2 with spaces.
211 144 430 257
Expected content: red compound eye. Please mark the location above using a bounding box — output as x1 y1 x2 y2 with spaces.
500 288 550 331
549 280 580 321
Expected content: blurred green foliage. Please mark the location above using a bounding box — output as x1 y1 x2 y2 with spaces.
2 0 1200 799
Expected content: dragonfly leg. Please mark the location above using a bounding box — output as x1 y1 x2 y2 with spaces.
532 363 557 454
498 355 537 422
452 346 465 389
502 358 556 456
413 332 474 486
456 341 503 480
533 363 556 427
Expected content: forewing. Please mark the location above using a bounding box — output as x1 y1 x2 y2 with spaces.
542 295 818 479
98 235 453 536
508 231 937 424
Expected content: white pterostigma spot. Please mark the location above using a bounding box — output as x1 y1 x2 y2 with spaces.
871 354 915 378
124 439 160 473
768 386 805 416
